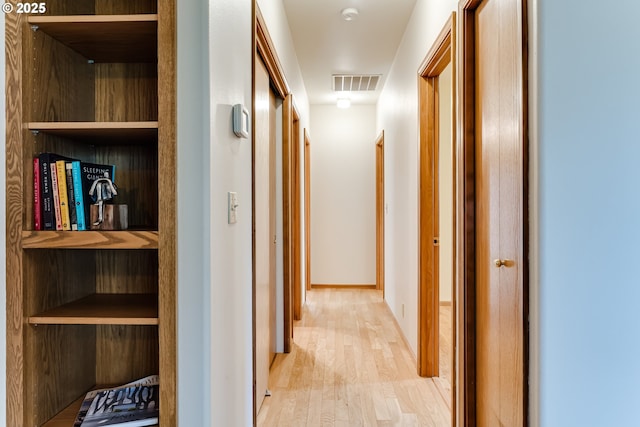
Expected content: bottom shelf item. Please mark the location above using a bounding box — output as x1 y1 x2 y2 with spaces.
42 375 159 427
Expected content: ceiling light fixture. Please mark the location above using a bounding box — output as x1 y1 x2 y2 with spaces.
337 97 351 109
341 7 359 21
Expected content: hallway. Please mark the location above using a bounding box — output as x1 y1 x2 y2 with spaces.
257 289 451 426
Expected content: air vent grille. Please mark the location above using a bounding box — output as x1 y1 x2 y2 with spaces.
333 74 381 92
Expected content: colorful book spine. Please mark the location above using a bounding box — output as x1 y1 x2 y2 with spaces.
65 162 78 230
71 161 86 231
33 157 41 230
50 163 62 231
55 160 71 231
39 153 54 230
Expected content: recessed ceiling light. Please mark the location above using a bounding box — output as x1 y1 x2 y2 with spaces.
341 7 359 21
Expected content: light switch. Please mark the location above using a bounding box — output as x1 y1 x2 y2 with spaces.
228 192 238 224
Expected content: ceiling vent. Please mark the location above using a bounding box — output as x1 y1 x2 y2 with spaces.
333 74 381 92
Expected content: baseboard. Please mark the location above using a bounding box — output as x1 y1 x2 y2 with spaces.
310 284 377 289
383 300 417 365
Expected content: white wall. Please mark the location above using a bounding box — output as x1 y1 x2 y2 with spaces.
176 1 210 425
207 0 254 425
377 0 458 354
310 104 377 285
537 1 640 425
438 63 453 303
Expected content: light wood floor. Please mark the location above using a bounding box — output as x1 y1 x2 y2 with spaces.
257 289 452 426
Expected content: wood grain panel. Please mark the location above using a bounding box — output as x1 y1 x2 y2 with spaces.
457 3 479 424
292 113 302 321
29 121 159 143
29 24 95 122
38 2 94 15
28 293 158 325
304 130 311 291
96 250 158 293
282 94 294 353
96 325 159 385
418 69 439 378
28 16 158 63
255 54 275 412
23 249 95 316
375 132 385 293
5 12 26 427
95 63 158 121
256 5 289 98
475 0 525 425
94 0 157 14
22 231 159 249
25 325 96 426
94 143 159 229
157 0 178 424
6 1 174 425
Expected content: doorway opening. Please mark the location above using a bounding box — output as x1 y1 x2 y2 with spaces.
417 11 457 423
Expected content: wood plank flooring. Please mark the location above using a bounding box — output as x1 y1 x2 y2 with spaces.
257 289 452 426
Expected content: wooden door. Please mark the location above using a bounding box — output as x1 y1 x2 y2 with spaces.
474 0 525 425
254 53 277 412
375 132 385 293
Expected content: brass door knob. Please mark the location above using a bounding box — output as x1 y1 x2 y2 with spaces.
494 259 512 268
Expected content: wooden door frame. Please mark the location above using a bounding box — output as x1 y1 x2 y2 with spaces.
457 0 529 425
255 5 300 355
253 8 297 412
417 14 456 382
304 129 311 292
375 132 385 294
282 95 300 346
292 109 302 321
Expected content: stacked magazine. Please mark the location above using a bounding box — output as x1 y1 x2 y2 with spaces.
74 375 159 427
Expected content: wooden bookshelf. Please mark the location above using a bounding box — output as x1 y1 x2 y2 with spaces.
29 294 158 325
27 15 158 63
6 1 176 426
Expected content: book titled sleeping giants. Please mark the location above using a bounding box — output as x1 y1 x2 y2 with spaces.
34 153 115 231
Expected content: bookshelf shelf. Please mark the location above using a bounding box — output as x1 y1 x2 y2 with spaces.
21 230 158 249
28 121 159 143
29 294 158 325
27 14 158 63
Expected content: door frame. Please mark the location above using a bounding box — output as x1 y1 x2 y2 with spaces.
417 13 456 382
457 0 529 425
291 108 302 321
304 129 311 292
253 8 298 421
375 132 385 294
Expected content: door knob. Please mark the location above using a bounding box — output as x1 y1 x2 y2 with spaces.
494 259 512 268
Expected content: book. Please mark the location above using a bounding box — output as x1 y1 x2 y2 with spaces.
65 162 78 230
38 153 74 230
75 375 159 427
71 161 86 231
33 157 41 230
50 162 63 230
80 162 116 222
55 160 72 231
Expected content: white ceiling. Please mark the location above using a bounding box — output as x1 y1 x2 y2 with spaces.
282 0 418 105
